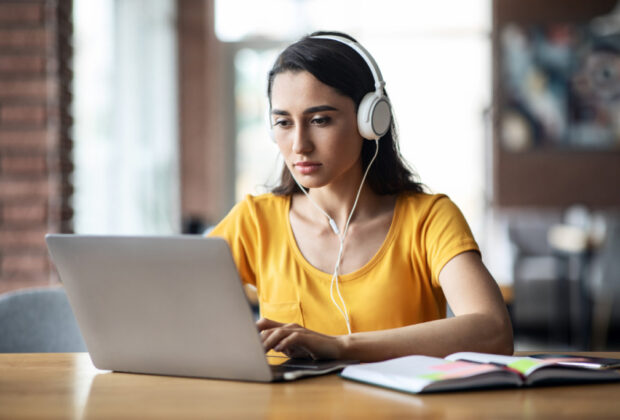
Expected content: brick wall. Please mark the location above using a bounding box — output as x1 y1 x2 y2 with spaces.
0 0 73 293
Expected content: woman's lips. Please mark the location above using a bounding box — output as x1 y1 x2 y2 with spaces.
294 161 322 175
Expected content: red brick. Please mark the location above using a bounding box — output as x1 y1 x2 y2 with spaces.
1 202 47 224
0 228 47 248
0 104 46 124
46 155 73 174
46 204 72 224
0 129 49 151
1 253 48 273
0 179 49 200
0 55 46 74
0 4 44 24
0 154 47 174
0 1 73 296
0 79 52 99
0 277 56 294
0 28 49 49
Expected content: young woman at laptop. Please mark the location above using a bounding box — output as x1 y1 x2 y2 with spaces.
208 32 513 362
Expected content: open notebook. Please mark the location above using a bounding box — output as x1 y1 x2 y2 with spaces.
341 351 620 393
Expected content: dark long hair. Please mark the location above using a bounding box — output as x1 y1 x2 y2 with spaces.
268 31 424 196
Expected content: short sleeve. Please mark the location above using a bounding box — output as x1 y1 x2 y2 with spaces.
207 196 258 286
422 196 480 287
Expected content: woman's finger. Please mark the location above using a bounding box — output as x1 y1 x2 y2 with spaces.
261 325 299 352
255 317 284 331
277 334 318 360
259 327 276 344
256 320 339 360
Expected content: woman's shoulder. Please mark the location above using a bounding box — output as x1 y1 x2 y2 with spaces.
209 193 289 237
242 192 289 207
237 193 290 217
397 191 471 233
397 192 468 227
398 191 452 212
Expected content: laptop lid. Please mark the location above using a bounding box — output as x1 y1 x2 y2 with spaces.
46 234 275 382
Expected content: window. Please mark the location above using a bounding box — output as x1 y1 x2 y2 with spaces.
233 47 282 198
73 0 179 234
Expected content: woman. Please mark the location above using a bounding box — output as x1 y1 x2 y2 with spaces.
209 31 513 362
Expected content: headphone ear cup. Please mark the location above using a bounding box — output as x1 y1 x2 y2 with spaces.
357 92 392 140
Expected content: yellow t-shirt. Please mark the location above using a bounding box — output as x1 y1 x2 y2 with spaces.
208 192 479 335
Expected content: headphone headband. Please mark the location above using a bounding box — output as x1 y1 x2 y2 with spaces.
310 35 386 93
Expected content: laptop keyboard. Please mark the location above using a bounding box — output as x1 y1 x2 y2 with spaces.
269 358 324 373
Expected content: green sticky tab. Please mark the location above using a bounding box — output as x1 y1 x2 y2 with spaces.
418 373 444 381
508 359 540 374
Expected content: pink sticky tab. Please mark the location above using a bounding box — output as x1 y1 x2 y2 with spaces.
432 361 474 371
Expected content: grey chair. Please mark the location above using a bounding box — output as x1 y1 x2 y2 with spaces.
0 286 87 352
590 219 620 350
507 211 565 341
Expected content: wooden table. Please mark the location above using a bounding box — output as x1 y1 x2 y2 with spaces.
1 353 620 419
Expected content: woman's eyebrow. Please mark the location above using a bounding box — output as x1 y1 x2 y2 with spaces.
271 105 339 116
304 105 338 113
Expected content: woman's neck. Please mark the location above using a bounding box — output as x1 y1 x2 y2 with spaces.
302 184 382 232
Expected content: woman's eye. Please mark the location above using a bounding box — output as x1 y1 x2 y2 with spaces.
311 116 330 125
274 119 291 127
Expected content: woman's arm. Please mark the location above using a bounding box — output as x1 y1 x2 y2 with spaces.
258 251 513 362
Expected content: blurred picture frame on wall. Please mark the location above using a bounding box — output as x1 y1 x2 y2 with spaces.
500 7 620 152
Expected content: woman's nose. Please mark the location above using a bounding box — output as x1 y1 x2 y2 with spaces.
291 125 313 154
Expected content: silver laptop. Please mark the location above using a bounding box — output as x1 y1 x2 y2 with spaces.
45 234 354 382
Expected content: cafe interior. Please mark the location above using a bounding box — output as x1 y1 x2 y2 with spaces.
0 0 619 354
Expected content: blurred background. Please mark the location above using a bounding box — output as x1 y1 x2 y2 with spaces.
0 0 619 351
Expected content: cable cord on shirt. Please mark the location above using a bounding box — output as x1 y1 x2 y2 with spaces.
290 139 380 335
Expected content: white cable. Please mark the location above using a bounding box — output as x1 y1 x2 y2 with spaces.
292 180 340 235
290 140 380 335
329 241 349 332
329 139 379 334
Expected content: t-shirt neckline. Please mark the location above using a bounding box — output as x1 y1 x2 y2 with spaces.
285 194 402 282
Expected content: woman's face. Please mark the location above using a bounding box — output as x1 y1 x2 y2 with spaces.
270 70 364 191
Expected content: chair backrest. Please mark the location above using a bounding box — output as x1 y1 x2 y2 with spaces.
599 221 620 292
0 286 86 352
507 211 563 257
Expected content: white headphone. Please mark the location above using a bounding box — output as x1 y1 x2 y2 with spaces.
310 34 392 141
269 35 392 142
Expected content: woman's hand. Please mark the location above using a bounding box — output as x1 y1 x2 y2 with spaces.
256 318 345 360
